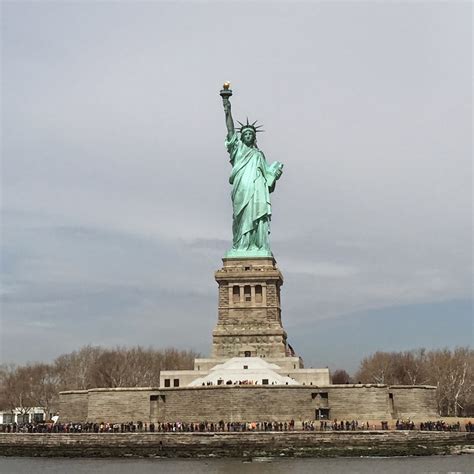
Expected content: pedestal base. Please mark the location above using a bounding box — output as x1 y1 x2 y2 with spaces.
225 249 273 258
212 256 288 359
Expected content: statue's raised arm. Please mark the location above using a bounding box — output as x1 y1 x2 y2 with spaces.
220 82 234 139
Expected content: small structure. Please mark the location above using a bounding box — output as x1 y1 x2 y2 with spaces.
187 357 298 387
0 407 50 424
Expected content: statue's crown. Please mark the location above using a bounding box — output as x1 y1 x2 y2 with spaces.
237 118 264 135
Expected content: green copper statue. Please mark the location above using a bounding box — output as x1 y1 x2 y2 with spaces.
220 83 284 257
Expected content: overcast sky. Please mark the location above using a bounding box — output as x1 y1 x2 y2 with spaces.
1 1 472 372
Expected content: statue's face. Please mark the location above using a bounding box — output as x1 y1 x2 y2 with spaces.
242 130 256 146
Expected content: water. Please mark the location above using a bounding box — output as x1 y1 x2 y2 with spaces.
0 456 472 474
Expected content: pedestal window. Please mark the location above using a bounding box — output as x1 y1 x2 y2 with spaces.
232 285 240 303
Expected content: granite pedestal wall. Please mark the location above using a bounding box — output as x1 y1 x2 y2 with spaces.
213 257 288 358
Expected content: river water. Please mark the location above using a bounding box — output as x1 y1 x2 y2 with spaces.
0 456 472 474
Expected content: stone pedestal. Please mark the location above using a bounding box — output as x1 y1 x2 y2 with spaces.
212 257 288 358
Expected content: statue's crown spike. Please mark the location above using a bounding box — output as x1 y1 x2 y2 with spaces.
237 118 264 134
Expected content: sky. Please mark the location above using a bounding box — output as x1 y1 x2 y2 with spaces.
1 1 472 373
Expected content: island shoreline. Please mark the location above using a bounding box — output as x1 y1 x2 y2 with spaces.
1 431 472 458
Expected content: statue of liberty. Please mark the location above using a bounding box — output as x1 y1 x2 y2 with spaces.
220 83 284 257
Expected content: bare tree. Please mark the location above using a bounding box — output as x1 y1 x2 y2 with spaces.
355 347 473 416
0 345 201 421
331 369 352 384
88 346 198 388
28 363 60 419
55 345 105 390
355 351 398 384
450 347 472 417
425 347 473 416
394 349 428 385
0 365 37 416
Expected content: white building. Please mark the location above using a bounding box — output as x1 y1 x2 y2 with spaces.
0 407 51 424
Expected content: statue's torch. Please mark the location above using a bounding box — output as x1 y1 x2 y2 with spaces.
220 81 232 98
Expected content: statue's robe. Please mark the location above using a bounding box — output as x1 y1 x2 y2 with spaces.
226 132 280 251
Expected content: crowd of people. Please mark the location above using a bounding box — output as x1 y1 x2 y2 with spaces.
303 420 374 431
151 420 296 432
419 420 465 432
201 380 283 386
0 420 297 433
0 419 473 433
395 419 416 430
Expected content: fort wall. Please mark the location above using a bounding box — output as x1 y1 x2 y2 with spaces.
86 388 156 423
59 384 437 424
58 390 88 422
389 386 438 419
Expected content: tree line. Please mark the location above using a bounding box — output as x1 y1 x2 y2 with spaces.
0 345 472 418
332 347 473 417
0 345 198 418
